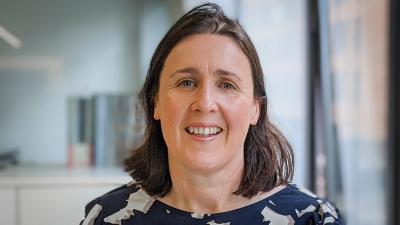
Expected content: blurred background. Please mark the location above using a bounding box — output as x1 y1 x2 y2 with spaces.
0 0 398 224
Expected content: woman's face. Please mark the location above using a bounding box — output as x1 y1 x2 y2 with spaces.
154 34 260 174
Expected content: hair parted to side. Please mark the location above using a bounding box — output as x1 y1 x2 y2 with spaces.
124 3 294 198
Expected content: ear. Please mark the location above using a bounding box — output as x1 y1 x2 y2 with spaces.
250 98 260 125
153 95 160 120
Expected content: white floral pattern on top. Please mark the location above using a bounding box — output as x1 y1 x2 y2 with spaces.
103 189 155 225
261 206 295 225
81 204 102 225
206 220 230 225
295 205 317 217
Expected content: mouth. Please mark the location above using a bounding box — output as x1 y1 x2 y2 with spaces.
184 126 223 137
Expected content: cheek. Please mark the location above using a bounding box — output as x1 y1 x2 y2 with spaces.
159 95 186 131
223 99 254 132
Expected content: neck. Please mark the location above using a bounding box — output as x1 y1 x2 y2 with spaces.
158 156 286 214
159 154 251 214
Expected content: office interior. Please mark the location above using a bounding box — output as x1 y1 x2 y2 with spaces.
0 0 398 225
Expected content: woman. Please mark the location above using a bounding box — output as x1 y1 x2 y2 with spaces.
81 3 344 225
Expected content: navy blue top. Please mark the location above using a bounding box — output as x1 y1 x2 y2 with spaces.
80 183 345 225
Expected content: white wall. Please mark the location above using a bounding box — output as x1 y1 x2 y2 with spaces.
0 0 140 165
240 0 309 188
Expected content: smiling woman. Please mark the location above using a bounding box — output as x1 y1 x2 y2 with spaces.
80 3 345 225
154 34 259 178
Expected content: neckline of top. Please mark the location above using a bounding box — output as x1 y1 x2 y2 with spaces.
152 184 294 220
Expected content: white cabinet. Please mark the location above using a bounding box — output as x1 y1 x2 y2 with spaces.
0 167 131 225
20 186 116 225
0 188 16 225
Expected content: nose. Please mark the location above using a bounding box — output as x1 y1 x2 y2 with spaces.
190 84 218 113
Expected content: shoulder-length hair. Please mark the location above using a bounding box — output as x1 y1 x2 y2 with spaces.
125 3 294 198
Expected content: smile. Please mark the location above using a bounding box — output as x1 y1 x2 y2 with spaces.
185 126 222 136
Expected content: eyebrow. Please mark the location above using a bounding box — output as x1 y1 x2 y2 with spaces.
169 67 199 78
169 67 242 81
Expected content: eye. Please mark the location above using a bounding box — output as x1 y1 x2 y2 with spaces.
219 82 235 90
177 79 196 88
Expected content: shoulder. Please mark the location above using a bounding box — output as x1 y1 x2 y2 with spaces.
263 183 345 225
80 182 155 225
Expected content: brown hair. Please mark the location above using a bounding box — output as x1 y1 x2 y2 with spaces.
125 3 294 198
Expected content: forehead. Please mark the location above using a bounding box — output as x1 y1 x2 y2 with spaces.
162 34 251 76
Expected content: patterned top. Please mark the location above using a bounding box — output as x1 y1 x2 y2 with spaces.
80 183 345 225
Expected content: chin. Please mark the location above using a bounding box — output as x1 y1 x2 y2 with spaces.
184 157 230 174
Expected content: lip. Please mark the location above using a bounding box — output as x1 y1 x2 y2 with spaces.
189 134 218 142
185 122 222 128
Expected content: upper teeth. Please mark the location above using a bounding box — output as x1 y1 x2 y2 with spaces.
188 127 221 135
